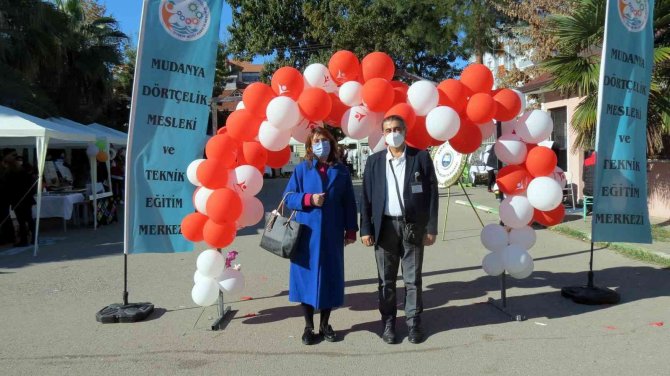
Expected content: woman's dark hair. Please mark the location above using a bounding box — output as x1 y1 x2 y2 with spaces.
304 127 339 166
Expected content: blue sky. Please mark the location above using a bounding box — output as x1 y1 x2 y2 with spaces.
101 0 233 46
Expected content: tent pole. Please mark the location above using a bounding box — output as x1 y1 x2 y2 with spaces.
33 136 48 257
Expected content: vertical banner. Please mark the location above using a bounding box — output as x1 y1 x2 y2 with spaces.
592 0 654 243
125 0 222 253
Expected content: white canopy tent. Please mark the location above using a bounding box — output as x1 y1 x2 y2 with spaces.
0 105 98 256
88 123 128 146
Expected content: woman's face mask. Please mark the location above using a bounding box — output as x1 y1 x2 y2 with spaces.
313 140 331 158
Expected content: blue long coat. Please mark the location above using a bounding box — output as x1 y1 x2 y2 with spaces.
284 160 358 309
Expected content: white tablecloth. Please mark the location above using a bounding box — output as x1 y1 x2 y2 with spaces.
32 193 85 220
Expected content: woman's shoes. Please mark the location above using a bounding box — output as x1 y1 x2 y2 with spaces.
319 325 337 342
302 327 317 345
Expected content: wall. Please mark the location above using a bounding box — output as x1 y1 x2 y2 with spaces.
648 160 670 218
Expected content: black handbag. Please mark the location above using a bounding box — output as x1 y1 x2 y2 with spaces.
259 192 304 259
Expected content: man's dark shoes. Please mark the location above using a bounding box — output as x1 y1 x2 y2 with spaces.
302 327 317 345
408 325 424 344
319 325 337 342
382 323 396 344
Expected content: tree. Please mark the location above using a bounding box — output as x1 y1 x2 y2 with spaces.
226 0 462 81
542 0 670 156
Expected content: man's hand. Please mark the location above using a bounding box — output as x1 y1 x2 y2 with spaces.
311 193 326 207
361 235 375 247
423 234 436 246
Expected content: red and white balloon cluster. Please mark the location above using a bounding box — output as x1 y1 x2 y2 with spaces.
480 110 568 279
192 250 246 307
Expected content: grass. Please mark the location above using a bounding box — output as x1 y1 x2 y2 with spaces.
551 225 670 268
651 224 670 241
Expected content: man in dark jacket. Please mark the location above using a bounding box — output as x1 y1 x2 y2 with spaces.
6 156 37 246
360 115 439 344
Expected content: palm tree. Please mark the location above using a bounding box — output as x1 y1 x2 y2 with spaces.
542 0 670 156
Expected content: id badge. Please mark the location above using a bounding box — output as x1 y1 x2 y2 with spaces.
411 183 423 194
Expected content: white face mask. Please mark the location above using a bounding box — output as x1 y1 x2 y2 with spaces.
385 132 405 148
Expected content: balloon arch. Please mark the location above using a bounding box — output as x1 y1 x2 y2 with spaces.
180 50 566 306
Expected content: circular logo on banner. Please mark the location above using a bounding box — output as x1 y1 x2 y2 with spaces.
432 142 466 188
618 0 649 32
160 0 210 41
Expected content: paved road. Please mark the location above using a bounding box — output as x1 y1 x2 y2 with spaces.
1 178 668 375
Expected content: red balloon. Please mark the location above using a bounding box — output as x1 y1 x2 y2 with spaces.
526 146 557 177
437 79 467 113
226 109 263 142
496 165 532 195
206 188 243 225
271 66 304 100
328 50 360 85
181 212 208 242
203 219 236 248
385 103 416 129
267 146 291 168
324 93 348 127
449 121 482 154
405 116 432 150
196 159 231 189
242 82 275 117
242 141 268 168
533 205 565 227
361 51 395 81
298 87 332 121
466 93 496 124
362 78 394 112
493 89 522 121
460 64 494 95
206 134 239 160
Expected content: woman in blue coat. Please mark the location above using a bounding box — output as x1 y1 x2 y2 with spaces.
283 128 358 345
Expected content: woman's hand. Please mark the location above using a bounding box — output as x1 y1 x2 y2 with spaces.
311 193 326 207
344 238 355 246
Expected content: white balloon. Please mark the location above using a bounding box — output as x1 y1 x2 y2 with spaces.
494 134 527 165
304 63 336 92
191 278 220 306
552 166 567 189
368 121 386 152
258 121 291 151
338 81 363 107
480 224 509 252
341 106 373 140
527 176 563 211
196 249 225 278
218 268 246 294
407 80 439 116
508 226 536 249
501 120 517 136
238 195 264 227
511 89 526 117
502 244 533 274
499 195 534 229
482 251 504 276
516 110 553 144
194 187 214 215
86 144 99 158
186 159 205 186
509 258 534 279
426 106 461 141
480 121 496 140
266 96 300 130
291 118 323 144
232 165 264 197
235 101 245 110
193 270 209 284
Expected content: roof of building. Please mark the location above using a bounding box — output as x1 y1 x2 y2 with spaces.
518 72 554 94
229 60 264 73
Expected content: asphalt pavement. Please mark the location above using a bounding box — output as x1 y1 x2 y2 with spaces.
0 178 668 376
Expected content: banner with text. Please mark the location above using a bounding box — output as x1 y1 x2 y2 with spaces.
125 0 222 253
592 0 654 243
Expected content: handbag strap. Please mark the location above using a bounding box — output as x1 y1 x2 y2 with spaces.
388 159 406 219
277 192 298 223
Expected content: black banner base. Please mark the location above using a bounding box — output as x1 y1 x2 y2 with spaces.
96 302 155 323
561 286 620 305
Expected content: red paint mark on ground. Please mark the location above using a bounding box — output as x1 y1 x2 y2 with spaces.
650 322 664 327
243 313 257 318
259 276 268 282
241 296 253 301
605 326 617 330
